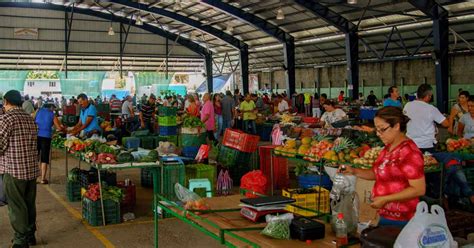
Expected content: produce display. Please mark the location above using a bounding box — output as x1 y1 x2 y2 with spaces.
84 183 123 202
182 115 205 128
438 138 474 153
184 199 210 215
52 134 66 149
100 121 113 132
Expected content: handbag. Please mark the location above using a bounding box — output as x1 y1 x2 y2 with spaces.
0 174 7 206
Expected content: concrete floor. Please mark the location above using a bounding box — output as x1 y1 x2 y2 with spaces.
0 149 224 248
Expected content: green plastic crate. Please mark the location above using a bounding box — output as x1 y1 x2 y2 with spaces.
153 135 178 147
131 129 150 137
158 116 177 126
66 181 81 202
465 165 474 189
140 136 155 149
185 164 216 196
82 198 121 226
217 145 252 168
180 133 207 147
158 106 177 116
156 162 185 202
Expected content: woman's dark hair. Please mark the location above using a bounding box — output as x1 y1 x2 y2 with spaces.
459 91 470 98
375 106 410 132
468 95 474 102
388 86 397 94
323 99 336 107
417 83 432 99
321 93 327 99
77 93 88 100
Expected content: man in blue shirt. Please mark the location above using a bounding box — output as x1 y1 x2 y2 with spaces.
383 86 402 108
68 93 101 137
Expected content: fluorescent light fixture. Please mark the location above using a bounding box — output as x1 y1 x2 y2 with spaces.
136 15 143 26
347 0 357 4
173 0 182 11
108 25 115 36
276 8 285 20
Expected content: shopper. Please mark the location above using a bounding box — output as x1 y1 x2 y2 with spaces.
186 95 199 117
358 92 365 103
367 90 378 107
34 96 43 110
139 94 157 134
68 93 102 137
383 86 402 108
253 94 265 113
141 94 148 105
213 94 223 139
458 95 474 139
403 84 449 153
304 92 311 116
221 90 235 132
338 91 345 103
448 91 470 134
277 95 290 114
341 107 425 227
22 95 35 116
312 93 321 118
122 95 138 131
109 94 122 126
35 104 65 184
0 90 39 247
240 93 257 134
233 89 241 107
319 100 347 128
201 93 217 145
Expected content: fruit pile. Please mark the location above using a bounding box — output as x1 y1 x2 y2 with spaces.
274 139 298 157
100 121 113 132
445 138 472 152
184 199 210 215
352 147 383 168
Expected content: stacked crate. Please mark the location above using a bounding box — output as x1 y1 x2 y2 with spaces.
180 130 207 159
158 106 178 137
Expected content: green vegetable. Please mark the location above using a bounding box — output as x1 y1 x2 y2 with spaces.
261 220 291 239
148 150 159 160
117 152 134 163
183 116 205 128
97 144 115 155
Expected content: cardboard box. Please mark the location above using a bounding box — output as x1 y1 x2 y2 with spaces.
355 178 379 224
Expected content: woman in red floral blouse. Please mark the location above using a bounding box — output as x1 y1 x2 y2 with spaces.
342 106 426 227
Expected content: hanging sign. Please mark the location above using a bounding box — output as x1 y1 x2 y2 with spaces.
14 28 39 40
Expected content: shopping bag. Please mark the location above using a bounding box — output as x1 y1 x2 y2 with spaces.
195 144 210 162
394 201 457 248
0 174 7 206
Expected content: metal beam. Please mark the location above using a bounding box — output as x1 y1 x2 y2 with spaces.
200 0 294 95
0 2 210 57
408 0 448 19
119 21 132 79
205 54 213 93
64 5 74 78
293 0 356 33
346 31 359 100
240 48 249 94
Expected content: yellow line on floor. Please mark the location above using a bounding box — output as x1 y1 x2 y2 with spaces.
44 186 116 248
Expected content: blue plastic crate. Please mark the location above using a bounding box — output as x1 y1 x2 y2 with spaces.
182 146 200 158
298 174 332 190
123 137 140 149
159 126 177 136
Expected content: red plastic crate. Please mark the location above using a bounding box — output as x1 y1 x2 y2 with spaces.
303 117 319 124
258 145 289 191
223 129 260 153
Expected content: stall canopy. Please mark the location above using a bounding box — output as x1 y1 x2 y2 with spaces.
196 74 231 93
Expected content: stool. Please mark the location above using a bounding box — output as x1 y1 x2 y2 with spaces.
188 179 212 197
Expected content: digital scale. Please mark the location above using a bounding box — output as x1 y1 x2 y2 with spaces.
240 207 287 222
239 196 295 222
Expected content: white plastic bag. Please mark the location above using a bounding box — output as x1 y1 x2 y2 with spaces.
394 201 457 248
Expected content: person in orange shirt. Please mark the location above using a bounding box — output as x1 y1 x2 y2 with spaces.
186 95 199 117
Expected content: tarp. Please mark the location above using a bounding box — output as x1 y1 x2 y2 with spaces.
0 70 28 95
196 74 231 93
134 72 173 88
59 71 106 98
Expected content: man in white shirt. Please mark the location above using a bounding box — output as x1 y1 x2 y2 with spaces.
403 84 449 153
277 95 289 113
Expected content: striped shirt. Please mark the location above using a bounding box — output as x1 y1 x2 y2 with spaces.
110 98 122 112
140 102 155 121
0 108 39 180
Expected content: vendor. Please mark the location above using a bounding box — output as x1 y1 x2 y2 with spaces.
277 95 290 114
319 100 347 128
458 95 474 138
68 93 101 137
341 107 426 227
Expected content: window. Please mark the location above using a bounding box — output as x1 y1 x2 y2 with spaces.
49 81 56 87
27 81 34 87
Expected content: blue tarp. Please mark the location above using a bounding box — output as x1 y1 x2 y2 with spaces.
155 84 187 96
102 89 130 100
196 74 230 93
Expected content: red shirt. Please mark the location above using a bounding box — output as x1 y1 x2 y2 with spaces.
372 139 424 221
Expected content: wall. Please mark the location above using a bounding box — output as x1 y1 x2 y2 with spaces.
257 53 474 99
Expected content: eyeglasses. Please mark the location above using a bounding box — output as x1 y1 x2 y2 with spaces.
375 125 391 134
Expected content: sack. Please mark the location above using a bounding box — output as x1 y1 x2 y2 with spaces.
394 201 457 248
0 174 7 206
261 213 294 239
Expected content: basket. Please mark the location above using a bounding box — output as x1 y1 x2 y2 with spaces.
185 164 216 195
180 133 207 147
282 187 330 217
159 126 177 136
217 145 252 168
182 146 199 158
158 116 177 126
158 106 178 116
140 136 156 149
222 129 260 153
66 181 82 202
122 137 140 149
82 197 121 226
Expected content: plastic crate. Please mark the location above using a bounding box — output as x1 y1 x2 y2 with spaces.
153 135 178 147
140 136 155 149
158 106 178 116
182 146 200 158
157 159 185 201
117 181 136 215
63 106 76 115
158 116 177 126
131 129 150 137
222 129 260 153
258 145 289 190
122 137 140 149
282 187 330 217
62 115 79 127
159 126 177 136
66 181 82 202
298 174 332 190
185 164 216 194
217 145 252 168
140 168 153 188
80 169 117 188
82 197 121 226
180 133 207 147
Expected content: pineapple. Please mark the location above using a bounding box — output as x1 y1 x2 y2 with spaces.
313 134 330 142
333 137 355 153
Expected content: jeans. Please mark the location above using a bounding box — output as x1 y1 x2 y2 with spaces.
4 174 37 245
223 119 233 131
431 152 474 198
243 120 257 134
378 216 408 227
214 115 223 140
